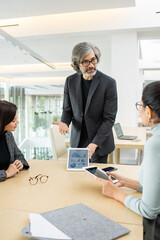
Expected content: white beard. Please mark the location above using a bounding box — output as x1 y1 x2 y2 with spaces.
80 67 97 77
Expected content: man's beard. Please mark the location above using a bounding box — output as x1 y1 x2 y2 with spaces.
80 67 97 77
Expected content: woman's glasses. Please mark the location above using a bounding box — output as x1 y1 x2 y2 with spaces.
135 102 145 111
29 174 49 185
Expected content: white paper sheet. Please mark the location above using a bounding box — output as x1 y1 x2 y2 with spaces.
29 213 72 239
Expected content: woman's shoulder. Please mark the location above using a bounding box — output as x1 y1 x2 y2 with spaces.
146 134 160 152
5 131 14 143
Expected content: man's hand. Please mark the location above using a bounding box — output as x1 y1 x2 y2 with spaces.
52 121 69 135
87 143 98 159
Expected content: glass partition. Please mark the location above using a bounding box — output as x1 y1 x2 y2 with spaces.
28 95 63 138
2 83 64 160
0 83 5 99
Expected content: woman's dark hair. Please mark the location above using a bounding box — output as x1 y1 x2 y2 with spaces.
0 100 17 135
142 81 160 119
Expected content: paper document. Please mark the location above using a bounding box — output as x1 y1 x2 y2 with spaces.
29 213 72 239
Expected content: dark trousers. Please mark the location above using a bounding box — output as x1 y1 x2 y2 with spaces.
78 132 108 164
91 152 108 164
143 214 160 240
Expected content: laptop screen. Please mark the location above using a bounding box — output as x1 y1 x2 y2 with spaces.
114 123 123 138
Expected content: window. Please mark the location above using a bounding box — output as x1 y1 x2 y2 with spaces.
9 86 26 145
28 95 63 138
139 39 160 84
0 83 5 99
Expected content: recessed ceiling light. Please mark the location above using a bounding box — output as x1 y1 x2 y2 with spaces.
0 24 19 28
0 28 56 70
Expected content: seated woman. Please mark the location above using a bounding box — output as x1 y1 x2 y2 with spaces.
0 100 29 182
96 81 160 240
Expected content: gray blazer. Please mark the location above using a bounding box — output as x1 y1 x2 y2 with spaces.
0 131 29 182
61 70 117 156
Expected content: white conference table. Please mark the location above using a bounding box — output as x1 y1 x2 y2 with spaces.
0 160 143 240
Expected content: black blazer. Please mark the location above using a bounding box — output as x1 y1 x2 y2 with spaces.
61 70 118 156
0 131 29 182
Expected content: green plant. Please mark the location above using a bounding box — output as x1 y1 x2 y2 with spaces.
53 115 61 122
32 112 48 131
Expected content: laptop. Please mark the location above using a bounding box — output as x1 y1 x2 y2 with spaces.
114 123 137 140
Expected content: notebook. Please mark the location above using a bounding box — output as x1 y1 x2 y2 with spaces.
21 203 130 240
114 123 137 140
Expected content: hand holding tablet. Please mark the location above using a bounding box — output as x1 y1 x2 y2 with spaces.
67 149 118 183
83 166 119 183
67 148 89 171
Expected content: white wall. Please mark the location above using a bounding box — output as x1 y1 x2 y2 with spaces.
108 31 141 162
110 32 139 127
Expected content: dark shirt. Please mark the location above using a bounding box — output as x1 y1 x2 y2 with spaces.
0 133 10 170
81 76 92 110
78 77 92 147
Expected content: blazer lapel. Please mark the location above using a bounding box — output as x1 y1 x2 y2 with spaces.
76 74 83 114
5 132 13 162
84 71 100 115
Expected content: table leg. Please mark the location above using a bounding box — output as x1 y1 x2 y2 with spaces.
115 148 120 164
138 150 142 165
108 152 113 164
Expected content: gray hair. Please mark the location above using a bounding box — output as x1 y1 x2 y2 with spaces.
71 42 101 74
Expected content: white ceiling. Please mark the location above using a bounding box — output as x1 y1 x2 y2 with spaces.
0 0 160 89
0 0 135 19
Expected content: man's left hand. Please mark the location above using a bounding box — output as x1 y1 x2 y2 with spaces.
87 143 98 159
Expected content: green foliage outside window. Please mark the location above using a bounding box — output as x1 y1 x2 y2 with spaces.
32 111 53 131
53 115 61 122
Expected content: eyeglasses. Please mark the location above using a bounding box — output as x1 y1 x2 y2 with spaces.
81 57 98 67
135 102 145 111
29 174 49 185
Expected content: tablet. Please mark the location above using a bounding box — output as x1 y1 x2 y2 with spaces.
67 148 89 171
83 166 118 183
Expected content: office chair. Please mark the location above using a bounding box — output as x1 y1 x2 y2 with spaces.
50 125 68 160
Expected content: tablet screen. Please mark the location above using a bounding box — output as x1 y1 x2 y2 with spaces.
67 148 89 171
85 167 109 180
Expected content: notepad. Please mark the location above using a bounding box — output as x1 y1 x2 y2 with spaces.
30 213 71 239
22 203 130 240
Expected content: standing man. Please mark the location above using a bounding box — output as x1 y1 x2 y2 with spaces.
53 42 117 163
